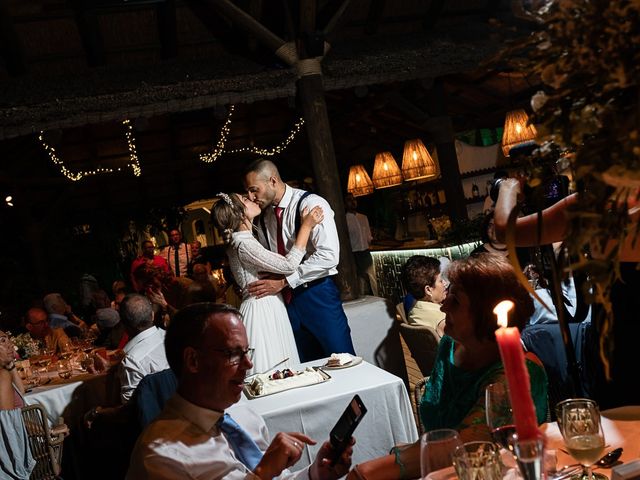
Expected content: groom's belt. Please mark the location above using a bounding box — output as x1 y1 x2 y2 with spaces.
292 275 335 294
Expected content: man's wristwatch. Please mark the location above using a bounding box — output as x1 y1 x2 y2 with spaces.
5 362 16 371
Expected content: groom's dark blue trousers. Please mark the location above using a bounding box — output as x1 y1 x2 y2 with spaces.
285 276 356 362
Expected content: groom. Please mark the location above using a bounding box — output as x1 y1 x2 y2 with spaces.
244 159 355 362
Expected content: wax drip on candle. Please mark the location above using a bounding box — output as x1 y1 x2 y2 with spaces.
493 300 515 327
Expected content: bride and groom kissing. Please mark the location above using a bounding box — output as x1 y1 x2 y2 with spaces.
211 159 355 375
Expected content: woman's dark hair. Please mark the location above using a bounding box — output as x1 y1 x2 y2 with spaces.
165 302 242 378
447 253 534 340
401 255 441 300
211 194 246 245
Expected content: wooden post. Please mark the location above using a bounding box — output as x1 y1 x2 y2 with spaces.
196 0 359 298
298 73 360 299
425 80 467 221
298 0 359 299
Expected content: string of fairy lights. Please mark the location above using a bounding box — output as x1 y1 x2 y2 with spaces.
38 104 305 181
38 119 142 182
199 104 305 163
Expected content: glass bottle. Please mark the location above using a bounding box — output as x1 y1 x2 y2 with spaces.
472 183 480 198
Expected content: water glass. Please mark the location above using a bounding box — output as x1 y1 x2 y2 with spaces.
420 429 463 479
452 441 502 480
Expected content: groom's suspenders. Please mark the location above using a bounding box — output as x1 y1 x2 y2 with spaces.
259 191 312 252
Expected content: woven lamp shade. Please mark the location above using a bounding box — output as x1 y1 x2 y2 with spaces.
501 109 537 156
372 152 403 189
402 139 437 181
347 165 374 197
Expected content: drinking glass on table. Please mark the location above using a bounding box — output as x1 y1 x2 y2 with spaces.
452 441 503 480
485 382 516 453
558 399 606 480
420 429 464 479
58 360 73 379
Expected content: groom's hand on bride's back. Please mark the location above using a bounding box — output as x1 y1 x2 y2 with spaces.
247 274 286 298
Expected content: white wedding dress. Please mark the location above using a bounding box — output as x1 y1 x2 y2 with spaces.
228 231 302 375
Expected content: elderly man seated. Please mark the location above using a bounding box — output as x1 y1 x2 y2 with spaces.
127 303 354 479
42 292 87 338
86 294 169 426
25 307 71 354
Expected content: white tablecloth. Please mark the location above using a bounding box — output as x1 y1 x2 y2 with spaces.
25 372 109 425
343 296 406 381
242 359 418 468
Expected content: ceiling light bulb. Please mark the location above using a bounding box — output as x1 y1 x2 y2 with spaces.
5 196 12 202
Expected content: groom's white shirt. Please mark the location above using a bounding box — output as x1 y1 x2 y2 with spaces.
257 185 339 289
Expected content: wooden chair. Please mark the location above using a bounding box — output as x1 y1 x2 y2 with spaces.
21 404 69 480
396 303 439 432
414 376 429 435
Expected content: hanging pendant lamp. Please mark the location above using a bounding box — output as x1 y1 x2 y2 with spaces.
402 139 437 181
372 152 403 189
501 109 537 156
347 165 374 197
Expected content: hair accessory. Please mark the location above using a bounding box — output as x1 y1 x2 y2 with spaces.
223 228 233 235
216 192 233 206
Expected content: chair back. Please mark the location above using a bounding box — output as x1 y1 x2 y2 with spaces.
413 377 429 435
521 321 586 418
21 404 65 480
133 368 178 428
398 322 439 377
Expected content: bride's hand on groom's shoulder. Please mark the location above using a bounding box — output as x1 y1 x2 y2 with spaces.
301 206 324 228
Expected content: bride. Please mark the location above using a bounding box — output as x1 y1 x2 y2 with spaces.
212 192 323 375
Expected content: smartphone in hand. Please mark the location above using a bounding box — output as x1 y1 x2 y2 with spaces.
329 394 367 464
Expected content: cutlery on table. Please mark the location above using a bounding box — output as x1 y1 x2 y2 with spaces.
244 357 289 383
553 447 623 479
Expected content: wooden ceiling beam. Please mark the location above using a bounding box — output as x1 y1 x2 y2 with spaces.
364 0 385 36
0 2 26 76
70 0 107 67
156 0 178 59
422 0 446 30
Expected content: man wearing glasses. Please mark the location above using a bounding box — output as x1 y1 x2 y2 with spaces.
25 307 71 354
128 303 354 480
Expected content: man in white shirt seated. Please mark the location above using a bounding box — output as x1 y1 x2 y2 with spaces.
127 303 354 480
85 294 169 425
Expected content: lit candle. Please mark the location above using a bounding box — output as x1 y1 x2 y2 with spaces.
493 300 539 441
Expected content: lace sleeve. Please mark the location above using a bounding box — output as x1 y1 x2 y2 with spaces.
237 238 305 275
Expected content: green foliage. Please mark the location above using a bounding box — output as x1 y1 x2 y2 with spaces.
500 0 640 376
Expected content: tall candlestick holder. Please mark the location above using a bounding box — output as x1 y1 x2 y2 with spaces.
513 434 545 480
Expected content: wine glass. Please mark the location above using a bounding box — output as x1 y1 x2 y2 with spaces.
58 360 73 380
485 382 516 453
558 399 606 480
420 428 464 479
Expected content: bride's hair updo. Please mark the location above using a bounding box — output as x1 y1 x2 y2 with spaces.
211 193 246 245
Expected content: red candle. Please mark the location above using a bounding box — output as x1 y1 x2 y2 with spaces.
493 300 539 441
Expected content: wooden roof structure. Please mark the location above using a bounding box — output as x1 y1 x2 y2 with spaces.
0 0 539 217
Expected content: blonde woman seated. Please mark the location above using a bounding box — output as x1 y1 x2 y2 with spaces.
0 330 25 410
349 254 548 480
401 255 447 337
212 192 323 375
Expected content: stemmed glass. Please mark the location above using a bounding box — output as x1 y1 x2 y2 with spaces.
420 428 464 479
485 382 516 453
558 399 606 480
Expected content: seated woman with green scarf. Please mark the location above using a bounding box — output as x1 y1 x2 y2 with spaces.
348 254 548 480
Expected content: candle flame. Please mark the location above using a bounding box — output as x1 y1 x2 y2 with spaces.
493 300 515 328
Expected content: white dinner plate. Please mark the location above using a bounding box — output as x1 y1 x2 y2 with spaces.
321 356 363 370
